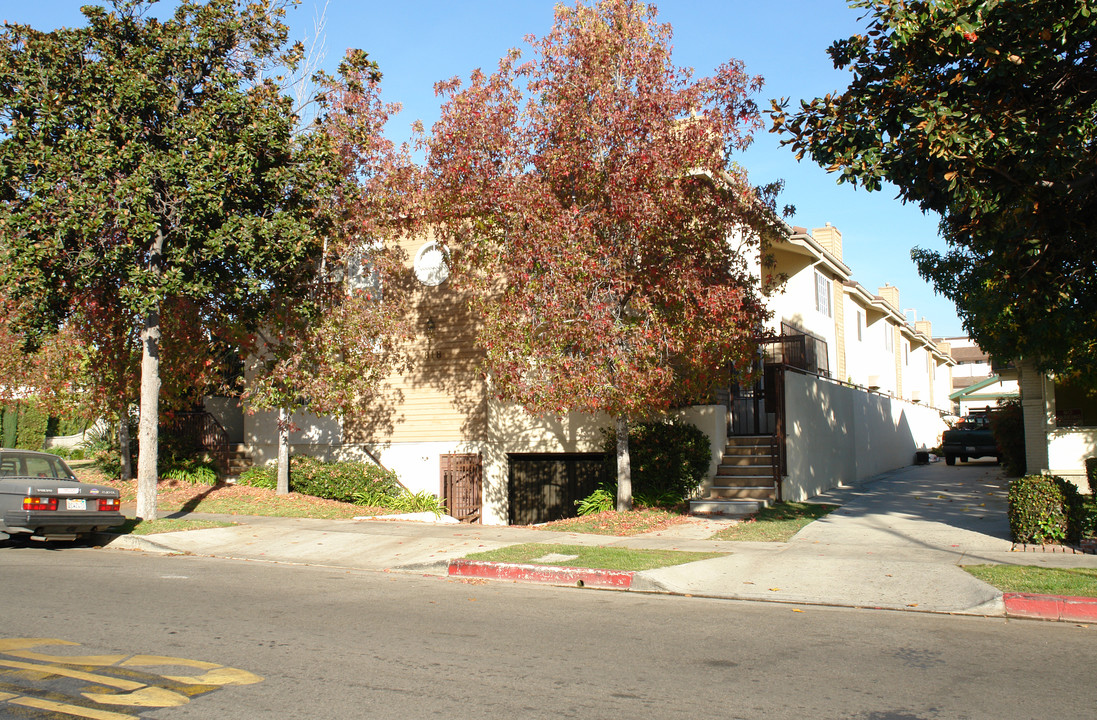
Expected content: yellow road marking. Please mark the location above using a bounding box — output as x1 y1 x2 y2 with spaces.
0 658 145 691
121 655 219 670
7 650 129 666
83 685 190 708
8 695 139 720
162 667 264 686
122 655 263 686
0 638 128 666
1 638 263 714
0 638 80 652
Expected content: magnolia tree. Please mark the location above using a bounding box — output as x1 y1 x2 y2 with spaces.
0 0 338 519
423 0 781 510
772 0 1097 382
244 57 416 494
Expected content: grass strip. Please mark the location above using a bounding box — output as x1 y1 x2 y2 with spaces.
709 502 838 542
109 518 235 535
962 565 1097 598
463 543 726 572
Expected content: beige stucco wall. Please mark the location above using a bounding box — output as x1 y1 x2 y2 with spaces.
477 402 727 525
782 370 948 501
1019 360 1052 476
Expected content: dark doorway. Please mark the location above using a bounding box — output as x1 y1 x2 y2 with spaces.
508 453 607 525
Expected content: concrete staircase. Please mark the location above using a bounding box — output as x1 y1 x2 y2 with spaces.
690 435 779 517
221 444 253 482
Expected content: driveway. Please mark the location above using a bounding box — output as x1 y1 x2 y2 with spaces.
642 459 1095 613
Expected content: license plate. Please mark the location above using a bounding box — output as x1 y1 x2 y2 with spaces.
66 498 87 510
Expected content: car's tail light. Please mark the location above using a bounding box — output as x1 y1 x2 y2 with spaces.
23 496 57 511
98 498 121 512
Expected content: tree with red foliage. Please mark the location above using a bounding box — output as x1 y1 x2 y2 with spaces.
423 0 782 510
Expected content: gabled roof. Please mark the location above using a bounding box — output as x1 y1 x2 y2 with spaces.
949 374 1019 402
781 227 852 280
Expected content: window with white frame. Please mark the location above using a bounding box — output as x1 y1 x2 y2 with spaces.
903 340 909 366
815 270 832 318
884 324 894 352
856 310 864 342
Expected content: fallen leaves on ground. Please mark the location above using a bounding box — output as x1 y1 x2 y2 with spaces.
89 477 392 519
534 509 691 536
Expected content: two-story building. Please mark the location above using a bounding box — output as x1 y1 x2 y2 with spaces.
221 222 957 523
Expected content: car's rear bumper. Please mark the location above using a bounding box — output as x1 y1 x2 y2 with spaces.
2 510 126 535
942 444 999 456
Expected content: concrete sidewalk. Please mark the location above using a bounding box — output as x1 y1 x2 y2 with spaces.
100 461 1097 620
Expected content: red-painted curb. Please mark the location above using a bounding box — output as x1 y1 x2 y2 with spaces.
448 560 633 589
1003 592 1097 622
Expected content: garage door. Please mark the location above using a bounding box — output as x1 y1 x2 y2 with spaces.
508 453 607 526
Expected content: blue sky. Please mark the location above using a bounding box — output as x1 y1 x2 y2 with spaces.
3 0 965 337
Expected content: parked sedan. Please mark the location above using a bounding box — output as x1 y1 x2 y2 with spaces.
0 449 124 541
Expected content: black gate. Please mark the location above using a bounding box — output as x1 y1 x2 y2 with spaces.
728 328 829 437
508 453 607 525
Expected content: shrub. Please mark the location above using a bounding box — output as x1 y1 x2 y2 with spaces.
238 464 276 489
989 399 1025 476
162 458 220 485
1086 457 1097 495
576 487 615 516
13 403 49 451
599 420 710 504
1008 474 1086 545
238 456 402 504
388 490 447 516
46 416 90 438
80 420 137 477
290 456 401 503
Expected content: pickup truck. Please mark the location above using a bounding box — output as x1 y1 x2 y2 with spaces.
941 414 1000 466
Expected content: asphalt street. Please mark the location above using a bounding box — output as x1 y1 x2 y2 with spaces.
1 548 1094 720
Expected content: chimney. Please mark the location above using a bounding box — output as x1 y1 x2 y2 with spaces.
813 223 843 261
915 320 932 337
878 284 900 311
937 341 952 358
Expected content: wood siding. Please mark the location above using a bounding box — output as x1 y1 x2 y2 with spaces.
344 234 488 446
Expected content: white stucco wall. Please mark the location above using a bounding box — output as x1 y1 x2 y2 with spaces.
672 405 728 486
203 397 244 444
244 408 344 466
1047 428 1096 492
782 370 948 501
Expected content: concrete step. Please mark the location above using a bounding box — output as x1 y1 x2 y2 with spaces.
706 486 775 500
717 463 774 475
723 443 774 454
689 498 768 517
718 455 775 467
713 471 775 482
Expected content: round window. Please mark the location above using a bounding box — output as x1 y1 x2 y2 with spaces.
413 241 450 286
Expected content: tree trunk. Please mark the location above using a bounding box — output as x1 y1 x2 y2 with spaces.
135 307 161 520
276 407 291 495
615 415 632 512
118 415 133 481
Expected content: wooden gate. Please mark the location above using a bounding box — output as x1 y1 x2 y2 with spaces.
441 453 482 523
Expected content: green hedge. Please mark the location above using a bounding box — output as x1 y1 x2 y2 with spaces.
596 420 711 507
1008 474 1086 545
1 403 50 450
238 456 402 504
989 399 1025 477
